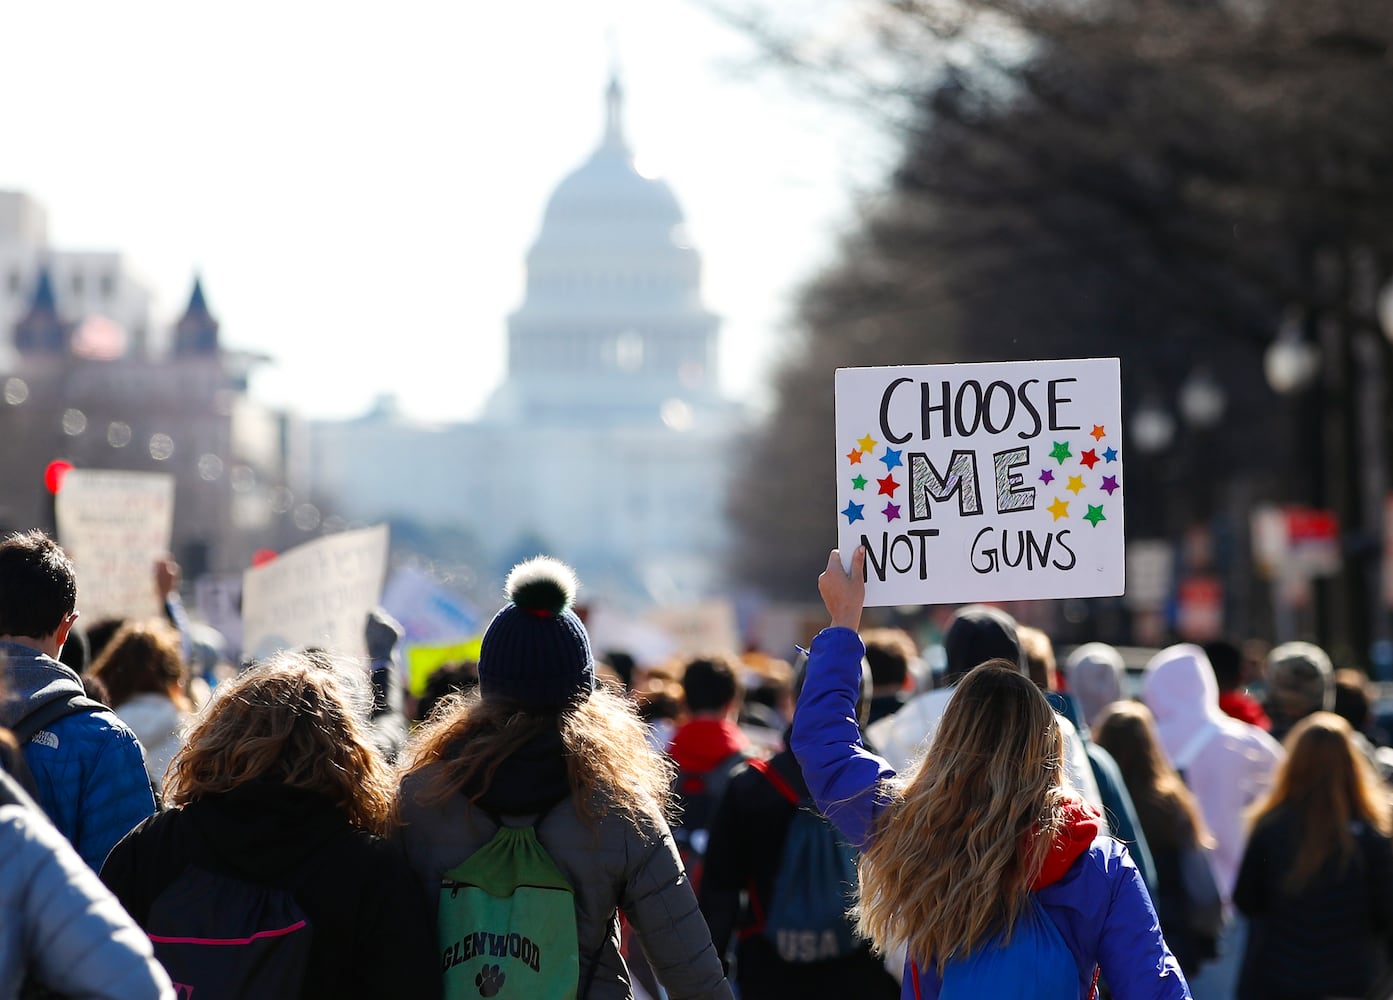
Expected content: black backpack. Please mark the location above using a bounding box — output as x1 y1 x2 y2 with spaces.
671 750 748 892
144 865 314 1000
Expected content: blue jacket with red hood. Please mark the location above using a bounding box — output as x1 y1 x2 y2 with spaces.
791 627 1190 1000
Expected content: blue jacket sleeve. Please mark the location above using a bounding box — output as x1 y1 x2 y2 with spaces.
1095 843 1191 1000
790 627 897 851
75 716 157 871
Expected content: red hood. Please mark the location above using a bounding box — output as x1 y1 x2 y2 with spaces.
1031 798 1101 890
1218 690 1272 731
667 718 749 773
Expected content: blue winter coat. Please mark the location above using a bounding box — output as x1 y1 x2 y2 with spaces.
0 641 156 870
790 626 1190 1000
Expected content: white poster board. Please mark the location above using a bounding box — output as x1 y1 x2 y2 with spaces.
240 524 389 661
835 359 1125 606
380 565 481 644
55 469 175 622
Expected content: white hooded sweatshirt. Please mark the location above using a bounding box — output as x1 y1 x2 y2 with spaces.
1141 643 1283 896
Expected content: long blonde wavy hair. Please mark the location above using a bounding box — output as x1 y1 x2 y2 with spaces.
164 651 397 836
401 684 675 826
1249 711 1392 893
856 661 1069 973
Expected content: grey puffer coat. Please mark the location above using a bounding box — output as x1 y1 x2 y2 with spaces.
398 756 731 1000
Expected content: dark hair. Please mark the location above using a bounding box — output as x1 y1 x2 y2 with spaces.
862 628 916 689
0 530 76 639
680 654 741 714
89 619 187 709
1202 640 1242 691
1333 669 1373 731
84 617 126 663
416 661 480 723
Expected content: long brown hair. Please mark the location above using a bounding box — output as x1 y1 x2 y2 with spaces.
856 662 1069 972
1249 711 1391 893
401 685 675 826
89 618 191 712
164 651 396 836
1092 700 1211 853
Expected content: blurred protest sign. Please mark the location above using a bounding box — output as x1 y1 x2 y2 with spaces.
55 469 175 622
241 524 389 661
835 359 1125 606
194 573 244 659
381 565 480 645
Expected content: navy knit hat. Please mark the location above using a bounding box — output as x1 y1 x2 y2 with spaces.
478 556 595 710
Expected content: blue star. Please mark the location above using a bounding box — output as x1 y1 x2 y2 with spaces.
1103 446 1118 463
841 500 865 524
881 447 903 470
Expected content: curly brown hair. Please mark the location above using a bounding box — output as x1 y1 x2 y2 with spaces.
164 651 396 836
401 685 675 826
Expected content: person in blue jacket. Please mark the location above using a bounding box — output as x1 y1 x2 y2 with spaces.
791 547 1190 1000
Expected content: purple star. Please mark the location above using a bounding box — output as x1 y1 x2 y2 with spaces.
1101 475 1120 495
1039 469 1055 485
882 502 901 522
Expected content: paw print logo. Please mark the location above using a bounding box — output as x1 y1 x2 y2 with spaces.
475 963 506 997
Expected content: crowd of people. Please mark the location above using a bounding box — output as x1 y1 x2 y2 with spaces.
2 527 1393 999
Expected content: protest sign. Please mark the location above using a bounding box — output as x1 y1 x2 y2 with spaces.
240 524 389 661
55 469 175 622
835 359 1125 606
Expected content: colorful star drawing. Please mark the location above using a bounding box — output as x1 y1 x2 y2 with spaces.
881 447 903 470
1047 497 1070 521
846 449 863 465
882 502 901 521
1084 504 1106 527
1066 475 1085 495
851 475 867 490
842 500 865 524
857 433 878 454
1039 469 1055 485
877 474 900 497
1103 446 1119 463
1080 449 1100 470
1101 475 1120 495
1049 441 1073 465
1091 425 1107 441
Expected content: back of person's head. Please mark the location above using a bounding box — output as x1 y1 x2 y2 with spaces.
1332 668 1374 732
1064 642 1126 726
1254 711 1390 892
89 619 185 709
1092 700 1210 851
401 556 673 826
1017 625 1057 692
862 628 917 692
857 661 1066 973
1266 641 1334 725
0 530 76 639
58 623 89 674
679 653 742 715
1202 640 1244 692
415 661 480 724
942 605 1020 684
84 617 126 664
165 649 394 835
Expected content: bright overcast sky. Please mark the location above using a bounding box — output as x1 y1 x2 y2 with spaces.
1 0 890 423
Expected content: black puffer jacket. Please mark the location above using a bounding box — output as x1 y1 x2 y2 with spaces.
101 781 440 1000
1234 804 1393 1000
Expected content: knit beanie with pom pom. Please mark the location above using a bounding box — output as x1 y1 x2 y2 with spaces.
477 556 595 710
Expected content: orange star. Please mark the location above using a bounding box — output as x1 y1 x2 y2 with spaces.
846 449 863 465
1090 424 1106 441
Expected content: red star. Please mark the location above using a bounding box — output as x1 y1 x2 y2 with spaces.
877 474 900 497
1080 449 1100 469
1091 425 1106 441
846 449 862 465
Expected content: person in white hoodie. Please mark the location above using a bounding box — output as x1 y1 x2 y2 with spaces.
1141 643 1283 1000
89 619 192 795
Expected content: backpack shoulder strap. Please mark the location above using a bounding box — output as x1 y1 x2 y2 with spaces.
747 756 799 805
11 693 109 746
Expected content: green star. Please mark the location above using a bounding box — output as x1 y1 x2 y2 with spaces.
851 475 867 490
1084 504 1106 527
1049 440 1073 465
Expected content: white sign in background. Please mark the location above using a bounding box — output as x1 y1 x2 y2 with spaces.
55 469 176 623
835 359 1126 606
240 524 390 662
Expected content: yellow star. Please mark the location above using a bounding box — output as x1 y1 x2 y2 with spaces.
1047 497 1070 521
1066 475 1085 495
857 433 878 454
